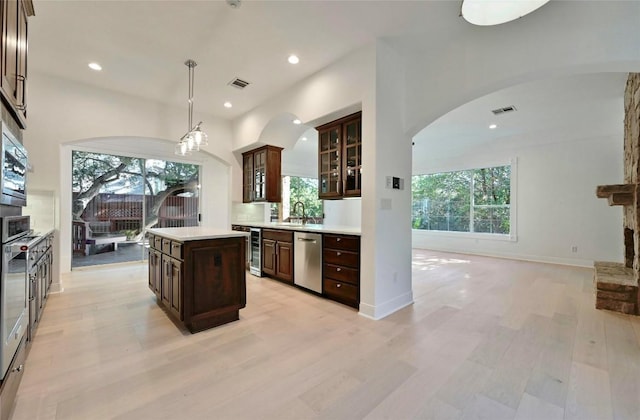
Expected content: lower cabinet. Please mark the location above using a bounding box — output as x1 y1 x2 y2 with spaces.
148 233 246 333
0 337 25 420
161 254 182 320
261 229 293 283
322 234 361 308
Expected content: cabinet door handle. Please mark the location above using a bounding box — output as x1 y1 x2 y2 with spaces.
336 283 341 288
336 238 341 242
12 364 23 373
336 252 341 256
16 75 26 111
336 267 341 272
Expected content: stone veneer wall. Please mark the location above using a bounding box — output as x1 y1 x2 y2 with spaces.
595 74 640 315
625 74 640 280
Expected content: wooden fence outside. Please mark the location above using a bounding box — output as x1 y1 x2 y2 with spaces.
75 193 199 234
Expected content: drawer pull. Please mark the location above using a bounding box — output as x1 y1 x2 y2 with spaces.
336 267 341 272
336 283 341 288
12 364 23 373
336 238 341 242
172 244 180 248
336 252 341 256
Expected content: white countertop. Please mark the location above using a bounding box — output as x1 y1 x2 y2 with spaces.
148 227 249 242
231 222 361 236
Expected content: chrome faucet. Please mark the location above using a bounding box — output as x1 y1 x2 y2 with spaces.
292 201 307 225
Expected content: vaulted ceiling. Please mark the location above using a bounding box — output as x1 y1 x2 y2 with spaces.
30 1 628 169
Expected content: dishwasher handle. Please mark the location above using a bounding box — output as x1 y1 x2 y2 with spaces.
297 238 317 243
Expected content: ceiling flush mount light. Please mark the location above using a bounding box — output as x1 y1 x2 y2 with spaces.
88 62 102 71
288 55 299 64
293 119 302 125
301 137 307 141
175 59 208 156
489 124 497 129
224 101 233 108
461 0 550 26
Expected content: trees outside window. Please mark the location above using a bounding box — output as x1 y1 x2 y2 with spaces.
271 176 323 222
72 151 200 241
412 165 510 235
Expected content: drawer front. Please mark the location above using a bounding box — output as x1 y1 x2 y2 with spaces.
0 337 26 420
323 278 358 306
170 241 183 260
154 236 162 251
323 249 359 268
324 263 359 285
162 238 171 254
262 229 293 243
323 234 360 252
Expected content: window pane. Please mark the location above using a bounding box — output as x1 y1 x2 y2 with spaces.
473 206 510 234
473 166 510 205
412 164 510 235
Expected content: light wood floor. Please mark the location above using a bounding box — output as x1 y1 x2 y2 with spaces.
11 250 640 420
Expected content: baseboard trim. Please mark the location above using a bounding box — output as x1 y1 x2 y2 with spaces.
359 291 414 320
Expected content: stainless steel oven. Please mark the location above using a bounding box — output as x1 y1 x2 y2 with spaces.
1 122 27 207
0 216 30 379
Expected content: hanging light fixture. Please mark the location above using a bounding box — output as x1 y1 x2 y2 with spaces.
175 59 208 156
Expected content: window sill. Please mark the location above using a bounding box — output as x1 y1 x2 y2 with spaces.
412 229 516 242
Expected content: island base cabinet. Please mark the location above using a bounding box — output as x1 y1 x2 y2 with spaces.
148 234 246 333
185 242 246 333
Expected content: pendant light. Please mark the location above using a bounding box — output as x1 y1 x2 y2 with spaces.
175 59 208 156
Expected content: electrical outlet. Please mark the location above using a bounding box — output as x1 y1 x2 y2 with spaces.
571 245 578 253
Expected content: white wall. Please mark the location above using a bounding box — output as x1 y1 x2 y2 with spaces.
412 134 624 266
23 71 234 286
359 40 413 319
323 199 361 227
404 1 640 136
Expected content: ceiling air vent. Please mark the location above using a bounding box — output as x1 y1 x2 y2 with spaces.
491 105 517 115
228 78 250 89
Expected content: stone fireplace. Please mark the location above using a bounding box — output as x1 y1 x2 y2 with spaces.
595 73 640 315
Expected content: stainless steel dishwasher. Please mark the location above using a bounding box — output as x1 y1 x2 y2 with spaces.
294 232 322 293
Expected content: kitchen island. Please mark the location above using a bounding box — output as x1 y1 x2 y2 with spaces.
147 227 248 333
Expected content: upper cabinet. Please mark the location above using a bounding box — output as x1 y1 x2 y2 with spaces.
242 145 283 203
0 0 33 129
316 112 362 199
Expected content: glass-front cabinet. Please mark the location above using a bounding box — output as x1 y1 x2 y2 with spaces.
316 112 362 200
343 116 362 197
241 145 283 203
242 153 254 203
318 126 342 198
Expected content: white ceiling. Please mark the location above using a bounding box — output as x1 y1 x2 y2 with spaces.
29 1 627 174
29 0 463 119
412 72 627 172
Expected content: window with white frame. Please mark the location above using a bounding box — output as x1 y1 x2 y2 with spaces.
412 165 511 235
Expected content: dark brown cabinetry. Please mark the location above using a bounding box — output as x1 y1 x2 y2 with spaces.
0 0 33 129
242 145 283 203
316 112 362 199
261 229 293 283
148 232 246 333
323 234 360 308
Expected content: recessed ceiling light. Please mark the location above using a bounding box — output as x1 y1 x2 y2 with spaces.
301 137 307 141
489 124 497 129
293 119 301 125
88 62 102 71
223 101 232 108
288 55 300 64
